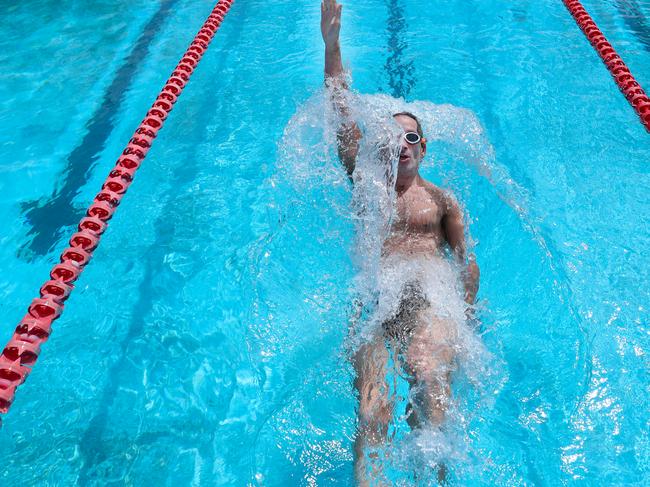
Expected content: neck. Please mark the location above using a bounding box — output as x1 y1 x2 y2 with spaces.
395 172 419 194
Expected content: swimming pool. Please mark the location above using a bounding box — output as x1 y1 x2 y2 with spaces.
0 0 648 484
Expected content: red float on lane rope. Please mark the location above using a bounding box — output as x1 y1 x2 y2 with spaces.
563 0 650 132
0 0 235 416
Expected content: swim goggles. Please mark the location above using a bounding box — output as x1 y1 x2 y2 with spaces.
403 131 424 144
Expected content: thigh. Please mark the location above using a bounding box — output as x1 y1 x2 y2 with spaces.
353 335 389 390
353 335 392 417
403 313 458 383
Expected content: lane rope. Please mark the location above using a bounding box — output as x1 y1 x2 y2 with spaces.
563 0 650 132
0 0 235 416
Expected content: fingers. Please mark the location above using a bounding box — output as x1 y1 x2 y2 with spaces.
323 0 341 15
321 0 342 32
324 0 337 12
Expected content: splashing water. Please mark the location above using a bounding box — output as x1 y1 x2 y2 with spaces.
266 82 519 481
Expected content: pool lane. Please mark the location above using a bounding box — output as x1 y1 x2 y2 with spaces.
613 0 650 52
20 0 180 258
0 0 648 484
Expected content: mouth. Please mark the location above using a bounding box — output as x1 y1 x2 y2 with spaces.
399 153 410 163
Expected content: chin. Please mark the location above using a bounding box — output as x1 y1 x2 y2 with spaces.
398 158 414 168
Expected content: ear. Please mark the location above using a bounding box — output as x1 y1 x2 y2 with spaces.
420 138 427 158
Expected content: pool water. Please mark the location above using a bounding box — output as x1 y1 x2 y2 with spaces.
0 0 649 485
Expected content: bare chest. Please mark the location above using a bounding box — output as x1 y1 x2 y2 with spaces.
392 189 444 234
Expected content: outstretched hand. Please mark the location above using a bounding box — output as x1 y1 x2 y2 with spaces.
321 0 342 48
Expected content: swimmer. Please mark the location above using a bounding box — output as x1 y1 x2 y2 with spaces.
321 1 480 484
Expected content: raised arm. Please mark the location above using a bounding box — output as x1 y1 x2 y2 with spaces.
321 0 361 176
442 194 480 304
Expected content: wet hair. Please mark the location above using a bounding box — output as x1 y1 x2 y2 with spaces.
393 111 424 137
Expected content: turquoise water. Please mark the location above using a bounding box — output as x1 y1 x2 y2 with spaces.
1 0 649 484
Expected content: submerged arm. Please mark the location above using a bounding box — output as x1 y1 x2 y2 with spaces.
321 0 361 176
442 194 480 305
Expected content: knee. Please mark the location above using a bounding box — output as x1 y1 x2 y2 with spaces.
407 381 450 427
356 386 393 441
358 399 392 426
407 363 452 420
357 383 392 421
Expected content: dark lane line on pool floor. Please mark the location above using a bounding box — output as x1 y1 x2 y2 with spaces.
383 0 416 98
75 4 249 480
19 0 179 259
613 0 650 53
75 132 211 487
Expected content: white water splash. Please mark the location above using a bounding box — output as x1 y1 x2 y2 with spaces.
271 82 513 479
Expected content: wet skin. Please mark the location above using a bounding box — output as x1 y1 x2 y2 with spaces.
321 1 479 484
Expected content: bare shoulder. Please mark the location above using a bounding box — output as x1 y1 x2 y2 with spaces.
419 178 459 215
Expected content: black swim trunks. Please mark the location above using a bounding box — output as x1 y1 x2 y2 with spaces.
382 280 430 340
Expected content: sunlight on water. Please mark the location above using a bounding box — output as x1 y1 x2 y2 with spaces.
2 0 648 483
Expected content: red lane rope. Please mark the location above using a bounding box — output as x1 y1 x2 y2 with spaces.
563 0 650 132
0 0 235 416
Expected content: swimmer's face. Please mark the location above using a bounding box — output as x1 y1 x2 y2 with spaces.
393 114 427 175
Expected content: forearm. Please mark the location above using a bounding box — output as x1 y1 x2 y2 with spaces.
324 42 350 114
321 1 358 174
325 42 345 82
462 255 479 304
325 42 359 174
443 202 479 304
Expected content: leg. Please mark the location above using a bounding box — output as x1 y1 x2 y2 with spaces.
403 314 456 429
353 335 393 487
402 315 457 484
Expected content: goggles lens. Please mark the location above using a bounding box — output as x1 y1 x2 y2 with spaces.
404 132 421 144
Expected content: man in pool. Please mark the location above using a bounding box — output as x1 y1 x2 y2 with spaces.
321 0 480 483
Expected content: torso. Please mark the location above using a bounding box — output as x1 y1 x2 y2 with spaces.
383 178 448 257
